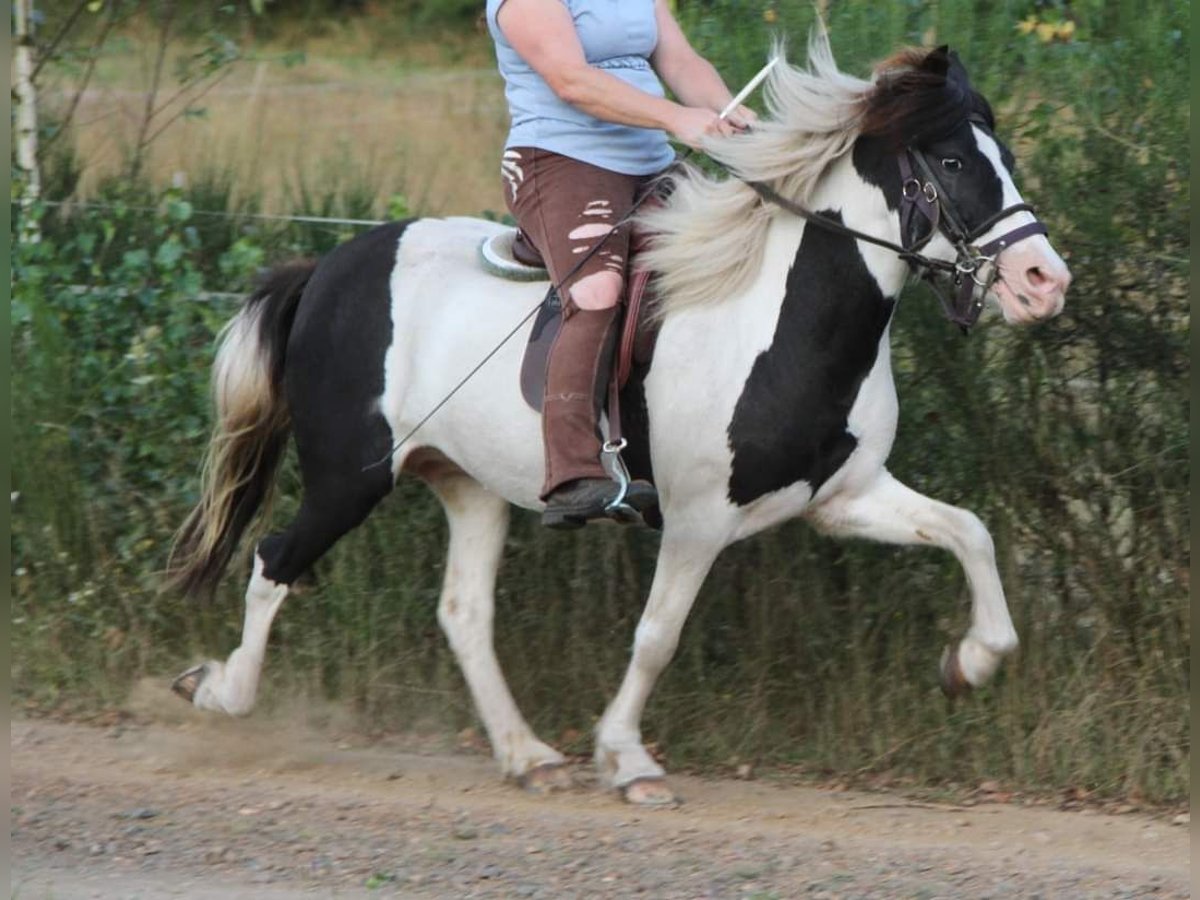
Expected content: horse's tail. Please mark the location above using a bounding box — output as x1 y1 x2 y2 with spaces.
166 260 318 599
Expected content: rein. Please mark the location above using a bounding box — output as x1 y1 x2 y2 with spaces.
738 139 1048 331
364 116 1047 472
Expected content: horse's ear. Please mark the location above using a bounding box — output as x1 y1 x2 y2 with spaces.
945 49 971 87
921 45 951 77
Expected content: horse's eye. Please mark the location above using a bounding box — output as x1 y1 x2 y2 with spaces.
941 157 963 172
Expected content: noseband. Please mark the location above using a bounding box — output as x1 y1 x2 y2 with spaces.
743 122 1049 331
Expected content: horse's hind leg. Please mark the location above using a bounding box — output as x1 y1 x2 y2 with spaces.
176 477 392 716
412 452 569 790
808 468 1018 697
173 548 287 715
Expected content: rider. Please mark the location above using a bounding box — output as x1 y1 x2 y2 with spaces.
486 0 754 528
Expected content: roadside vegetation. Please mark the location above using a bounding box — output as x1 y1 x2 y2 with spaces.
11 0 1188 805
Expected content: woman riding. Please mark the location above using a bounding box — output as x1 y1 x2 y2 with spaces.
486 0 754 527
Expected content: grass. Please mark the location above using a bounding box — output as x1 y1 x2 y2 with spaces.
45 28 507 217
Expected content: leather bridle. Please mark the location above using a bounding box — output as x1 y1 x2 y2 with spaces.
743 119 1049 331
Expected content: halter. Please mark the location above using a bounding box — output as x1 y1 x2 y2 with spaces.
743 120 1049 331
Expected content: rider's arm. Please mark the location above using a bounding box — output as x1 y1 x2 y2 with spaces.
495 0 735 147
650 0 753 127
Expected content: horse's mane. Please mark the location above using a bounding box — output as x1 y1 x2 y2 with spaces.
640 30 992 317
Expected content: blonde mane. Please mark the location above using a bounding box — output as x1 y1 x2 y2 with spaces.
639 29 875 317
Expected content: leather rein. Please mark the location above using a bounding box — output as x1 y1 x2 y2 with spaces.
741 135 1048 331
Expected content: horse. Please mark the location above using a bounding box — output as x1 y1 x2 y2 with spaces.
166 34 1070 806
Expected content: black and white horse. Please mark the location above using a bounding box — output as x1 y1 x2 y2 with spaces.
168 36 1070 805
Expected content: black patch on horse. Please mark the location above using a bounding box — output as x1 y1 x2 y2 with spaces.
260 221 409 583
726 212 896 506
852 136 904 212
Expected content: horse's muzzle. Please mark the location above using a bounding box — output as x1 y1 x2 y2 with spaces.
993 238 1071 324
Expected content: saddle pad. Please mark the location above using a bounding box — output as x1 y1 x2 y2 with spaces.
478 230 550 282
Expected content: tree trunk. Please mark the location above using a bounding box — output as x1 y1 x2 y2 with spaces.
13 0 42 243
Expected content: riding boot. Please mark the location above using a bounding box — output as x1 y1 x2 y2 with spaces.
540 304 618 496
540 306 659 529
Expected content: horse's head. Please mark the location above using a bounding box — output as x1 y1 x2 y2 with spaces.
862 46 1070 325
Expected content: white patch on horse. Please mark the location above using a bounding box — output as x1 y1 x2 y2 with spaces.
380 217 547 504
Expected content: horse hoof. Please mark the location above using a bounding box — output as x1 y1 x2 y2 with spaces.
516 762 573 794
619 776 680 807
939 646 972 700
171 663 209 704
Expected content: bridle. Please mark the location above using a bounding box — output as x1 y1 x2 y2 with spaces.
742 118 1048 330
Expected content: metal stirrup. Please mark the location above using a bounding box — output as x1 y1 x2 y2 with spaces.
601 438 632 513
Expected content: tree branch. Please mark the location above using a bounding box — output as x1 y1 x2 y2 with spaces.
38 8 121 160
143 66 233 148
30 0 92 84
129 0 177 181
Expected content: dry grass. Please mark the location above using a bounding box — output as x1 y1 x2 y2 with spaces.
56 36 509 216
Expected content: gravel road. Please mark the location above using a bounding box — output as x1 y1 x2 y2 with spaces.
11 708 1189 899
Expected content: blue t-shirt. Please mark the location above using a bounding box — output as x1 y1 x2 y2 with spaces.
486 0 676 175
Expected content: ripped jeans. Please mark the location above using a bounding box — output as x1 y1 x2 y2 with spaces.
500 148 661 497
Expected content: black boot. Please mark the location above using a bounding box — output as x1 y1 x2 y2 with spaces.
542 477 658 530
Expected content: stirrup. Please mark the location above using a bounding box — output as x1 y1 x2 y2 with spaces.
600 439 655 525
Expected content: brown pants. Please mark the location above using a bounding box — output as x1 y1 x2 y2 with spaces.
502 148 657 498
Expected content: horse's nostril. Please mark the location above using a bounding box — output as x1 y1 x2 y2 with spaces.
1026 266 1049 289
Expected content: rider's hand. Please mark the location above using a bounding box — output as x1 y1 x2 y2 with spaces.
667 106 744 148
722 105 758 131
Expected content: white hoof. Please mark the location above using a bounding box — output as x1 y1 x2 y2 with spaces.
594 740 666 793
619 776 680 807
514 762 574 794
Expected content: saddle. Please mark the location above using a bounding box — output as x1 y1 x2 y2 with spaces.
478 226 661 413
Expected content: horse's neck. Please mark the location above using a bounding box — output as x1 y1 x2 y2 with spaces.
651 154 908 383
703 154 908 332
802 154 910 300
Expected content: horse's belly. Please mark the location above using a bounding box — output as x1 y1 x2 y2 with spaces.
378 217 550 509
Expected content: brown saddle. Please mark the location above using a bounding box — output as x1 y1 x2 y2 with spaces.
517 226 661 412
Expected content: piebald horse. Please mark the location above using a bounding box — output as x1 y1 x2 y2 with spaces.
168 36 1070 805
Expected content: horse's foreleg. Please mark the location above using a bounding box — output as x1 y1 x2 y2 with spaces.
595 528 723 805
173 551 287 716
428 471 569 790
810 468 1017 695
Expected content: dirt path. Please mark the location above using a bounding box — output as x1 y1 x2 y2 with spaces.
11 713 1189 899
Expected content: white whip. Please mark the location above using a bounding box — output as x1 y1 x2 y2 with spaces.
720 56 779 120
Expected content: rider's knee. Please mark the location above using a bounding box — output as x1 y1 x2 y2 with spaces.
569 270 623 310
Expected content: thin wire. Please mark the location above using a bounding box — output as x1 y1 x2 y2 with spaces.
31 198 387 228
360 296 546 471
